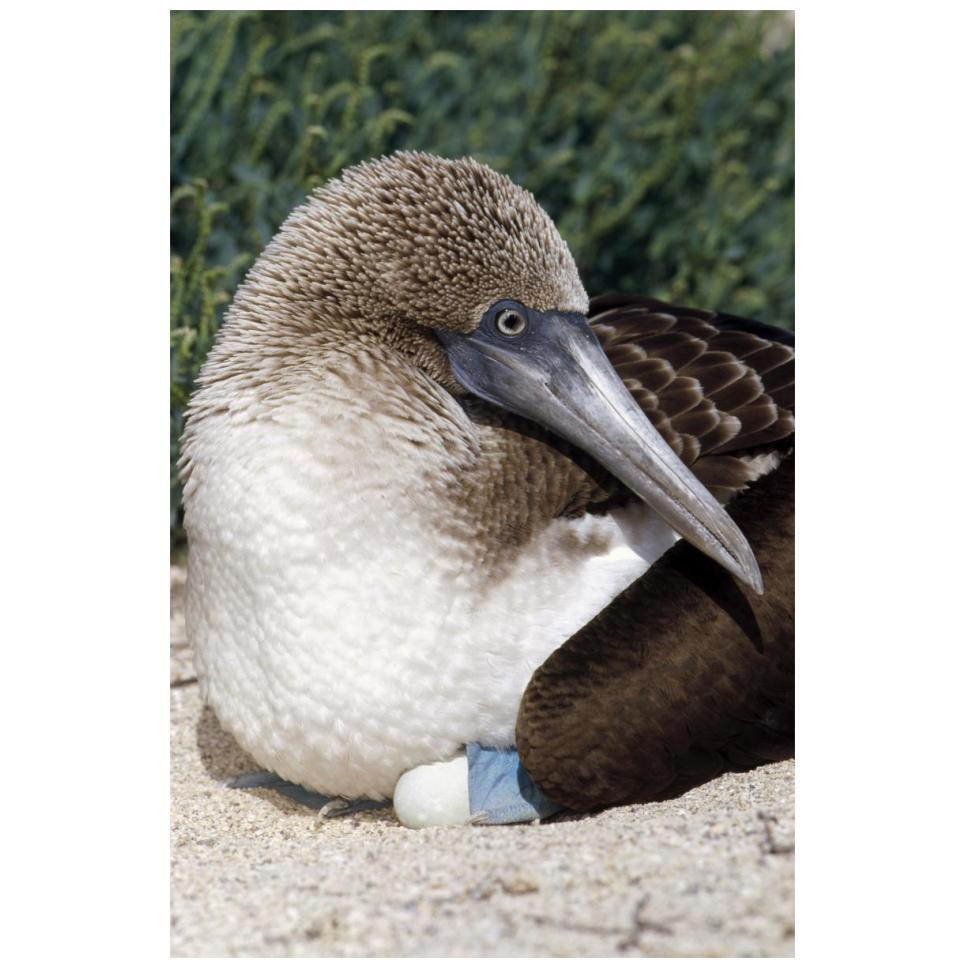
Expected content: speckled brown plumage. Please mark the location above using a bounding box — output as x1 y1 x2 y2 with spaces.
589 296 794 505
516 296 794 812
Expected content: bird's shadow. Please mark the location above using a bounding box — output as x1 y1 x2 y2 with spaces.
194 706 352 818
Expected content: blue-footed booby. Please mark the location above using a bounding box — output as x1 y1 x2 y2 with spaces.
180 152 794 826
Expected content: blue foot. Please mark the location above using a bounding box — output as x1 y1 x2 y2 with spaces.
467 744 567 825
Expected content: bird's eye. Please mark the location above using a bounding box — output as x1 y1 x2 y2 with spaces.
494 308 527 337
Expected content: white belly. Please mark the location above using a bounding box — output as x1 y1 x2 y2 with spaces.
184 393 678 800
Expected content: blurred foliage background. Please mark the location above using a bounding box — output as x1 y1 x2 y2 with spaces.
171 9 794 549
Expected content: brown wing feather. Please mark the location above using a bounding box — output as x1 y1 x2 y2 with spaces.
589 295 794 502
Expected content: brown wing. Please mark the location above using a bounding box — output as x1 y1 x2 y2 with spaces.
518 453 794 812
516 296 795 813
590 295 794 503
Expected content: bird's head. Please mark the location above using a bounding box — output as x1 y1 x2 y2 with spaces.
228 152 762 593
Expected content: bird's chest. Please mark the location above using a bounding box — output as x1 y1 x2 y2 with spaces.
183 386 676 797
185 390 472 670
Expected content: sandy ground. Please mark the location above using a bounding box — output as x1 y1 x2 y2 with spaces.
171 566 794 958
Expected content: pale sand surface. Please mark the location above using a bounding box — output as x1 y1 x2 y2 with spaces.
171 566 794 958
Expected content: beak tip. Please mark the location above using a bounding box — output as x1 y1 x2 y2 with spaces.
743 559 764 596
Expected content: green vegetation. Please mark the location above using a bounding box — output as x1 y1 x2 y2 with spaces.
171 10 794 547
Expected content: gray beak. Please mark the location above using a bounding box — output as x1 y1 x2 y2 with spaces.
438 307 763 594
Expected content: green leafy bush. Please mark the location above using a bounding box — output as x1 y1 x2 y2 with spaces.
171 10 794 548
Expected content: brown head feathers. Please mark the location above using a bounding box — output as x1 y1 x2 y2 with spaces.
233 152 587 342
